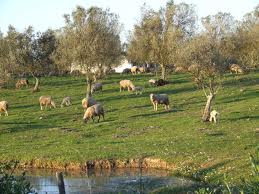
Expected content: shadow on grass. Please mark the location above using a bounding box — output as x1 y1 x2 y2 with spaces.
130 110 174 118
228 115 259 121
1 121 56 133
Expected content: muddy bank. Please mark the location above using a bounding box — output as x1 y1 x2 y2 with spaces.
17 157 176 171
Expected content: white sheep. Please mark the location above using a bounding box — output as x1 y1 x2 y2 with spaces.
132 86 144 95
150 93 170 111
119 80 135 92
39 96 56 110
209 110 220 123
131 66 138 75
61 97 72 107
82 97 97 110
83 104 104 123
0 101 8 116
91 82 103 94
149 79 156 86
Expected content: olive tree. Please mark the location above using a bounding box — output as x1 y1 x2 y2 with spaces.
177 12 236 121
54 6 122 96
128 1 196 80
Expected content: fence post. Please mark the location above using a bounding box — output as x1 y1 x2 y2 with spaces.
56 172 66 194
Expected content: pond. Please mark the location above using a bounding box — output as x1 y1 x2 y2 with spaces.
25 168 195 194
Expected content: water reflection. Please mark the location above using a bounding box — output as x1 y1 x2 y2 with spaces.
24 168 194 194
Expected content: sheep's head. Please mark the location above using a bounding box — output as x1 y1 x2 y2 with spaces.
51 100 56 108
150 93 154 101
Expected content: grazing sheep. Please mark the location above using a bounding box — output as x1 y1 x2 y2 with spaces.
39 96 56 110
132 86 144 95
61 97 72 107
83 104 104 123
230 64 243 74
188 64 199 72
82 96 97 110
209 110 220 123
131 66 138 75
119 80 135 92
91 82 103 94
150 93 170 111
16 79 29 89
0 101 8 116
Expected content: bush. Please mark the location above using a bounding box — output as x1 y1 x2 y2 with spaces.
0 161 34 194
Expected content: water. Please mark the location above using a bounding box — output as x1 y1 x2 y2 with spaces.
25 168 195 194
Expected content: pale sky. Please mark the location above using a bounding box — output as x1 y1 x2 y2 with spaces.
0 0 258 41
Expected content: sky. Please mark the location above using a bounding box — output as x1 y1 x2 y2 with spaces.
0 0 258 41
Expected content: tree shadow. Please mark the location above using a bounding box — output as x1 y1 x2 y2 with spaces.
228 115 259 121
130 110 173 118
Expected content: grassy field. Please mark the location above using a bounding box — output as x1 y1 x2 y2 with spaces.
0 71 258 183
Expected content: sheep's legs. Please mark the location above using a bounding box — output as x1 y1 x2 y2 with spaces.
40 105 43 111
5 110 8 116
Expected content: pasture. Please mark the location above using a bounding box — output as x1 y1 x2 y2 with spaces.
0 71 258 183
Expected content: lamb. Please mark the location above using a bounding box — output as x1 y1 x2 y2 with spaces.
119 80 135 92
150 93 170 111
209 110 220 123
83 104 105 123
60 97 72 107
16 79 29 89
91 82 103 94
39 96 56 110
132 86 144 95
0 101 8 116
131 66 138 75
82 96 97 110
230 64 243 74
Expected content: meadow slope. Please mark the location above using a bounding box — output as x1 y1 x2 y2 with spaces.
0 72 258 183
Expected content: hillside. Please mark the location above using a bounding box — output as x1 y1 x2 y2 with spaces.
0 72 258 183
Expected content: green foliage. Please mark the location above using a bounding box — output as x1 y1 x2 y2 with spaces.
0 161 33 194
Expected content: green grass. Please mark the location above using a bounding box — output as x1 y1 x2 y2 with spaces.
0 72 258 183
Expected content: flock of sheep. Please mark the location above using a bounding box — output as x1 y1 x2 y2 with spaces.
0 64 225 123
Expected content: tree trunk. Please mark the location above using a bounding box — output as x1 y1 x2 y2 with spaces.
86 74 92 98
32 73 40 93
202 93 214 122
161 65 166 80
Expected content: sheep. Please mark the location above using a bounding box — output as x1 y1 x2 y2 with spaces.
150 93 170 111
209 110 220 123
16 79 29 89
83 104 105 123
132 86 144 95
175 66 185 73
82 96 97 110
138 67 145 73
39 96 56 110
230 64 244 74
122 68 131 74
131 66 138 75
0 101 8 116
91 82 103 94
119 80 135 92
149 79 157 86
60 97 72 107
